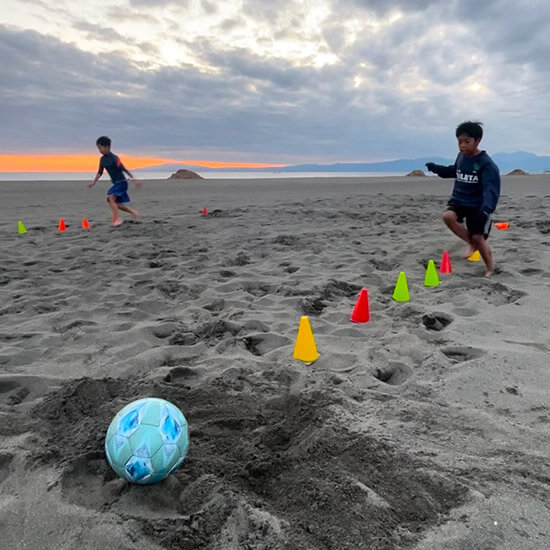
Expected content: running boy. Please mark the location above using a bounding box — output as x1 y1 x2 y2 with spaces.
88 136 141 226
425 121 500 277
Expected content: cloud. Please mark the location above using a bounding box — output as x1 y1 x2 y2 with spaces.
1 0 550 162
128 0 186 7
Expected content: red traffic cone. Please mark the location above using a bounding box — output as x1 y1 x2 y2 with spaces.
82 217 90 229
58 218 66 231
439 250 452 274
350 288 370 323
202 207 208 216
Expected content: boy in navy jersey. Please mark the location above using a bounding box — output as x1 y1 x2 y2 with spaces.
88 136 141 226
426 121 500 277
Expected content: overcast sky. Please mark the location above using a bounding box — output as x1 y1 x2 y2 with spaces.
1 0 549 163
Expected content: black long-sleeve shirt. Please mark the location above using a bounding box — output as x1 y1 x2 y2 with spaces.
431 151 500 213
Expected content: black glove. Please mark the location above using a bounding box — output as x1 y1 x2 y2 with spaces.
425 162 437 173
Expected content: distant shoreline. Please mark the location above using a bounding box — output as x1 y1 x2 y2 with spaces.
0 170 407 181
2 170 550 183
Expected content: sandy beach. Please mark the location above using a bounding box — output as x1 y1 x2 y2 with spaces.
0 175 549 549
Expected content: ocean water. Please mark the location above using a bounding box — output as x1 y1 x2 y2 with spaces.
0 170 404 181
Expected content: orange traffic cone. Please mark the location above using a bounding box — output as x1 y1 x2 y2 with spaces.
350 288 370 323
202 207 208 216
439 250 452 274
82 217 90 229
58 218 66 231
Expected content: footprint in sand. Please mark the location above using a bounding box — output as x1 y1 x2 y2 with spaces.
440 346 484 363
371 258 399 272
169 332 198 346
164 365 206 385
219 269 236 278
242 282 275 297
273 234 300 246
421 312 453 331
224 252 251 266
372 363 413 386
203 299 225 313
449 280 527 307
56 319 98 333
59 454 128 511
453 307 478 317
485 282 528 306
299 280 362 316
0 453 14 485
241 333 291 356
519 267 543 276
0 377 46 406
201 319 241 339
150 322 178 339
301 296 327 316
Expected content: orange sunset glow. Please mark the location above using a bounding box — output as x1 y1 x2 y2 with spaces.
0 155 286 172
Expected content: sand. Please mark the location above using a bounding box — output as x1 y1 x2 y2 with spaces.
0 175 549 549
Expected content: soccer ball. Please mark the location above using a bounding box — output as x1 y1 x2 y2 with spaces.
105 397 189 484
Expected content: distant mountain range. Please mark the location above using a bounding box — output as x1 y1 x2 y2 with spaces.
146 151 550 175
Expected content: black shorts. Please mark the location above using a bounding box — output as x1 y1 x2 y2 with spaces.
446 200 492 238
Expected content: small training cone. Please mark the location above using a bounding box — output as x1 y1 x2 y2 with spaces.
350 288 370 323
202 207 208 216
439 250 452 274
424 260 440 287
293 316 319 364
495 222 509 230
392 272 410 302
82 217 90 229
18 221 27 234
58 218 66 231
468 250 480 262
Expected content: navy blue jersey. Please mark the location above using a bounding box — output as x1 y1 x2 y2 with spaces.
98 152 133 183
431 151 500 213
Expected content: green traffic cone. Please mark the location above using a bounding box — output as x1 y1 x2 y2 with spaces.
424 259 440 287
392 271 410 302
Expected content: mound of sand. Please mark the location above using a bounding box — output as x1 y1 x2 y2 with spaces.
406 169 426 177
169 169 203 179
506 168 529 176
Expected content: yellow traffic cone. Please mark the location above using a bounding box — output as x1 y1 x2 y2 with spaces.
18 221 27 234
392 271 410 302
293 316 319 364
424 260 440 287
468 250 480 262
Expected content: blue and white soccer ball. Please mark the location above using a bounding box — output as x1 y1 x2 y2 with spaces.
105 397 189 484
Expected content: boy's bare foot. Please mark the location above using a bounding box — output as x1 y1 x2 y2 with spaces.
484 270 494 278
131 212 141 223
112 218 123 226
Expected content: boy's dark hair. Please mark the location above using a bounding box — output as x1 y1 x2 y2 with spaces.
96 136 111 147
455 121 483 140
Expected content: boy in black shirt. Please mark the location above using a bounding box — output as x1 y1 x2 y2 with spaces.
88 136 141 226
426 121 500 277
